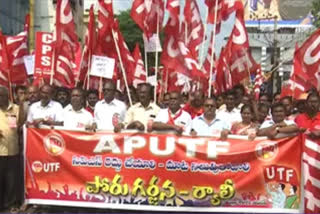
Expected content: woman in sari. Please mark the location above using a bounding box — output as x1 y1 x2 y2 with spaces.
231 104 259 139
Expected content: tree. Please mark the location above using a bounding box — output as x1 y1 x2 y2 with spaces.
116 10 165 75
311 0 320 28
116 10 144 52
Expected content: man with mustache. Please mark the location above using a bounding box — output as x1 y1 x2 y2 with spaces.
27 84 63 127
295 92 320 138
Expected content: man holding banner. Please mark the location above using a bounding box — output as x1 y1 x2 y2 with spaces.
26 84 63 128
258 103 299 139
152 91 192 135
124 83 160 131
93 80 126 131
62 88 94 131
191 97 231 137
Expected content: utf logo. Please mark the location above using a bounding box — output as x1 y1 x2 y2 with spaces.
255 141 278 162
43 133 65 156
32 161 60 173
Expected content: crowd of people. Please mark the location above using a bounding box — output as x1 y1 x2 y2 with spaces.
1 80 320 212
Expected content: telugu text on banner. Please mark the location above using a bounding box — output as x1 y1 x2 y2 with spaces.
24 128 302 212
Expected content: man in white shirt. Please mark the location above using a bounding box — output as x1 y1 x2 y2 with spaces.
258 103 298 139
191 97 231 137
63 88 93 130
93 80 126 131
27 84 63 127
217 90 241 125
152 91 192 135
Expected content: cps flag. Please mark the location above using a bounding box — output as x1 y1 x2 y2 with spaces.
25 128 302 212
33 32 54 85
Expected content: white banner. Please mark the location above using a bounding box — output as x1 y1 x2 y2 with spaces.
143 34 162 53
90 55 115 79
24 55 35 75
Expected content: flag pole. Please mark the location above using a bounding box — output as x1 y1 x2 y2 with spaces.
7 70 13 103
76 46 86 87
154 9 160 102
200 7 208 67
112 29 133 106
144 43 148 81
244 50 253 90
49 48 55 85
98 76 103 99
86 50 92 90
165 69 168 93
208 0 219 98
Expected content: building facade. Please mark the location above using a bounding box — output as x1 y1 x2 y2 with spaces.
0 0 29 35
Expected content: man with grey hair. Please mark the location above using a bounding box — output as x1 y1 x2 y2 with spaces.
0 86 20 211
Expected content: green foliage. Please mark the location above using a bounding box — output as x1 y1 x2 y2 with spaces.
311 0 320 28
116 10 165 74
116 10 144 52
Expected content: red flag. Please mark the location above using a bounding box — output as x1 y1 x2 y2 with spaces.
166 0 179 17
206 0 236 34
293 28 320 91
112 20 135 85
202 33 217 94
161 9 205 83
96 0 118 76
281 44 308 99
203 33 216 78
85 0 117 91
52 0 79 88
205 0 222 33
221 1 259 88
221 0 236 21
0 31 9 88
303 137 320 213
132 43 147 87
215 47 232 94
97 0 114 53
78 5 96 84
131 0 165 38
183 0 204 58
5 14 29 85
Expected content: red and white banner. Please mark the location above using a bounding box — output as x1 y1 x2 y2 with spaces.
33 32 54 85
302 136 320 213
183 0 204 58
131 0 165 39
25 128 303 212
132 43 147 87
52 0 79 88
281 44 305 99
5 14 29 85
215 1 259 92
0 31 9 87
285 28 320 95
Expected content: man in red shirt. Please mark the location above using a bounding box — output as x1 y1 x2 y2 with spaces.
295 92 320 138
183 90 204 119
